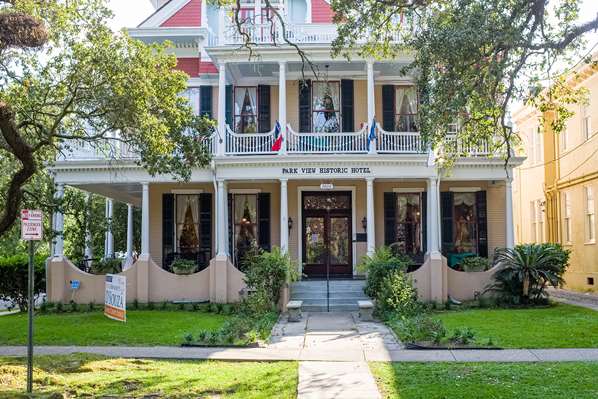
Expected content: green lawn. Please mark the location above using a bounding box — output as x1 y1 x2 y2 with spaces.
0 354 298 398
433 303 598 348
0 310 230 346
370 362 598 399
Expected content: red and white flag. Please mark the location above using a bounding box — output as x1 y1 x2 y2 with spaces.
271 121 283 151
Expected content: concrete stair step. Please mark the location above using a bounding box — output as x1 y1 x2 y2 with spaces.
299 299 368 306
303 304 359 312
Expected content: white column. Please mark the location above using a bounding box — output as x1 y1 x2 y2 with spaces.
216 179 228 257
141 183 150 256
104 198 114 258
366 177 376 255
218 7 226 46
367 60 376 154
505 178 515 248
427 177 441 254
217 62 227 156
200 0 208 27
125 203 134 260
280 179 289 253
84 192 93 261
53 183 65 257
278 61 288 154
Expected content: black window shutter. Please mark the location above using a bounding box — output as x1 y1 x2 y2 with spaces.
258 193 271 251
199 193 212 268
440 191 454 255
382 85 395 131
421 192 427 254
225 85 233 127
299 80 311 132
200 86 213 119
162 193 175 269
476 190 488 257
228 194 233 256
257 85 271 133
341 79 354 132
384 192 397 246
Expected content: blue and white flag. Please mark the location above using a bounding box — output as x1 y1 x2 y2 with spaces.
367 118 377 151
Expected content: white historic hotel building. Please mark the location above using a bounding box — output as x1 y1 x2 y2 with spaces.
46 0 523 307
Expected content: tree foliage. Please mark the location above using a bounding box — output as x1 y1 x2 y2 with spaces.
0 0 213 237
330 0 598 164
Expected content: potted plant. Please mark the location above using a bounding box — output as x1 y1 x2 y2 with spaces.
171 259 197 275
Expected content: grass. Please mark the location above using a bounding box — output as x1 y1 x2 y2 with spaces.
370 362 598 399
433 303 598 348
0 354 298 398
0 310 230 346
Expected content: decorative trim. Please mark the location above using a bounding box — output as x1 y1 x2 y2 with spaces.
229 188 262 194
171 189 204 194
393 187 425 193
449 187 482 192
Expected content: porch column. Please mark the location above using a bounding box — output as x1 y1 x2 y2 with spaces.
278 61 288 154
280 179 289 253
366 177 376 255
218 7 226 46
367 60 376 154
53 183 65 257
427 177 441 254
84 192 93 261
124 203 134 268
216 179 229 257
505 178 515 248
141 183 150 256
104 198 114 258
217 62 227 156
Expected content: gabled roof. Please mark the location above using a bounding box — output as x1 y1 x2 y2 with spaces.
138 0 202 28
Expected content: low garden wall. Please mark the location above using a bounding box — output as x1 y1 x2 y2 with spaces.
46 255 246 304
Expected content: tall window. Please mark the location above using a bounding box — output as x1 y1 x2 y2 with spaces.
453 193 477 254
585 186 595 243
536 200 544 243
312 81 341 133
176 195 201 255
560 127 568 152
530 200 537 242
583 104 592 140
533 126 543 164
232 194 259 266
563 192 572 244
394 193 423 255
181 88 200 115
395 86 418 132
234 87 258 133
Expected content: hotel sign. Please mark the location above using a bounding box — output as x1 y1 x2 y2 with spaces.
282 167 372 175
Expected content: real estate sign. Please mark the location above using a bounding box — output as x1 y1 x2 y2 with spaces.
104 274 126 322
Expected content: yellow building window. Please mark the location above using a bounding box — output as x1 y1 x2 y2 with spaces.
563 192 572 244
585 186 595 243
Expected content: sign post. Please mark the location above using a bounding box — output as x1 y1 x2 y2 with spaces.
21 209 43 394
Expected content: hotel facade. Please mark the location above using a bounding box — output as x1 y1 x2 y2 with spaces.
513 55 598 293
46 0 524 306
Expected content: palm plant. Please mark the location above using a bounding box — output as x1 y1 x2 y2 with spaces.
489 244 569 305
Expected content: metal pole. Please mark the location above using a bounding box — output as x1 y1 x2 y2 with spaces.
326 211 330 313
27 240 34 394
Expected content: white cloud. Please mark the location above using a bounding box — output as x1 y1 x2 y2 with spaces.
107 0 154 31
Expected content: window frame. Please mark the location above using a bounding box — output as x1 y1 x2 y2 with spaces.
174 194 202 254
585 186 595 244
394 85 419 133
393 192 424 255
311 80 342 133
233 86 259 133
231 193 260 265
563 192 572 245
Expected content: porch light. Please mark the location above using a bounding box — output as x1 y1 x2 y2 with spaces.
362 217 367 231
288 217 294 232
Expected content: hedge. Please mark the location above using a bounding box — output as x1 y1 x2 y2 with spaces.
0 254 46 311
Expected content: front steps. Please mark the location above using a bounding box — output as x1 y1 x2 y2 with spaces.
290 280 370 312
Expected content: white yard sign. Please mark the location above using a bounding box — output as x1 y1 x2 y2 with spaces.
21 210 43 241
104 274 126 322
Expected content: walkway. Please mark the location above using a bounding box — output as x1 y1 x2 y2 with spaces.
548 288 598 311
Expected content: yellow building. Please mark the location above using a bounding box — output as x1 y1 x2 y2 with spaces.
513 55 598 293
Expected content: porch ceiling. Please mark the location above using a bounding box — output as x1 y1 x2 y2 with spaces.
70 183 142 207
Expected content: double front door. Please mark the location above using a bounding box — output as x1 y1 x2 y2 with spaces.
302 192 353 278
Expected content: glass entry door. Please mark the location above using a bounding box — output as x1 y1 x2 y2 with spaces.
302 192 352 278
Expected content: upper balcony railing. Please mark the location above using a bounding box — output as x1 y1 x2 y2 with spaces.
57 125 495 161
209 17 402 47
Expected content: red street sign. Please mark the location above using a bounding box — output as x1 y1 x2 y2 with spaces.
21 209 43 241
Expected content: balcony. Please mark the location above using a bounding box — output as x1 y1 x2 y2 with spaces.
56 126 494 162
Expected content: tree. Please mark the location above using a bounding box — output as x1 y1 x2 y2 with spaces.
0 0 213 237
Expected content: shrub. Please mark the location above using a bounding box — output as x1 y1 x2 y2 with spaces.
69 301 79 312
90 258 122 275
375 270 421 318
489 243 570 305
0 254 46 311
449 328 477 345
243 247 299 312
358 247 412 298
460 256 490 272
170 259 197 275
390 314 447 345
